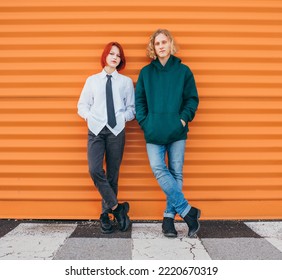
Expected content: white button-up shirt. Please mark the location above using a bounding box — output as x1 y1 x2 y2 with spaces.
77 69 135 136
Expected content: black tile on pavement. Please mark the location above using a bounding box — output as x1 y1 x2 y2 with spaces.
70 220 132 238
0 219 21 238
197 220 261 238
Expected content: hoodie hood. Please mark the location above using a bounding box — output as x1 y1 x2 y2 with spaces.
151 55 182 72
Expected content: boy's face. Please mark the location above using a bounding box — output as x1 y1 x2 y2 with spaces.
154 33 171 60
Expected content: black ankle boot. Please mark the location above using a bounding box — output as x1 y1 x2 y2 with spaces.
162 217 178 238
99 213 114 234
113 202 130 232
183 207 201 237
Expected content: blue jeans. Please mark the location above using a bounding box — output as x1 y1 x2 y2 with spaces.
146 140 191 219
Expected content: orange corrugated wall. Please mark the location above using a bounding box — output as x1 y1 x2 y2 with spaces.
1 0 282 220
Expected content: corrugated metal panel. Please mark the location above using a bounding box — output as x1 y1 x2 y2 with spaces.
0 0 282 219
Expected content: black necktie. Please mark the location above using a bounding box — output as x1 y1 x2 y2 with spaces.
106 75 117 128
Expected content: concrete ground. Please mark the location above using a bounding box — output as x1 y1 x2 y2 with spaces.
0 219 281 260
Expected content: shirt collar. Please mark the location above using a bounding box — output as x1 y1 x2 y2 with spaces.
101 69 118 79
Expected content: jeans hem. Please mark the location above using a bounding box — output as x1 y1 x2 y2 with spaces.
163 213 176 219
180 205 191 218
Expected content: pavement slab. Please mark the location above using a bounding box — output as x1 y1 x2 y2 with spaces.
197 220 261 238
131 223 211 260
54 238 132 260
0 223 77 260
0 220 21 238
201 237 282 260
70 220 131 238
245 221 282 252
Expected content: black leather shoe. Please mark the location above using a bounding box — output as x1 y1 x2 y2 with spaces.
162 217 178 238
99 213 114 234
113 202 130 232
183 207 201 237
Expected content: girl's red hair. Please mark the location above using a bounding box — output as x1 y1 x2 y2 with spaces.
100 42 126 71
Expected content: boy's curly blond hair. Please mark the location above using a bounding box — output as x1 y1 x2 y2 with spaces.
146 29 178 60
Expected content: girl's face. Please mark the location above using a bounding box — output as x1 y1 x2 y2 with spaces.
154 33 171 60
105 46 121 70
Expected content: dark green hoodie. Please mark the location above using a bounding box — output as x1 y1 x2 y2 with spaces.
135 55 199 145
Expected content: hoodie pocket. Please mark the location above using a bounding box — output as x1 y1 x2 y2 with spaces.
143 113 185 144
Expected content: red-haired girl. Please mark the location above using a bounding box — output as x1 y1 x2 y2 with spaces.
78 42 135 233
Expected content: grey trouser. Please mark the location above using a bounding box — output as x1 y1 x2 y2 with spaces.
87 126 125 213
